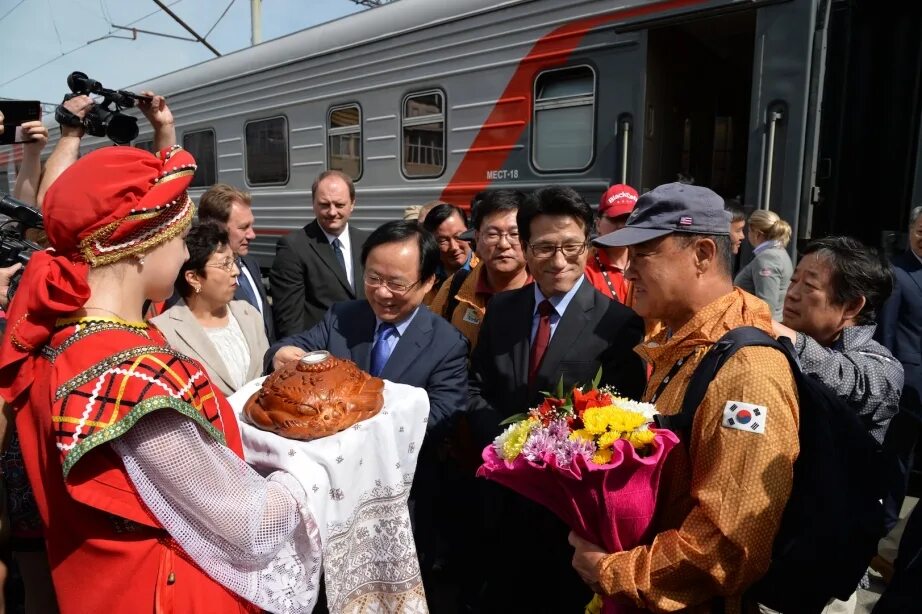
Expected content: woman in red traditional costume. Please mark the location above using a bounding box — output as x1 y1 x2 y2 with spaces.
0 146 321 613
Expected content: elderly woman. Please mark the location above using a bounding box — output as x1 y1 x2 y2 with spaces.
0 146 319 614
152 222 268 395
735 210 794 320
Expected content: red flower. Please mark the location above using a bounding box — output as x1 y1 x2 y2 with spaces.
572 388 612 418
531 396 566 426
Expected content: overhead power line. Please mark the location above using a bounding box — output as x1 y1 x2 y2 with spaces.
348 0 398 6
151 0 221 56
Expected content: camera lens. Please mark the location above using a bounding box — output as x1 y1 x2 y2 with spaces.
106 113 139 145
67 71 90 93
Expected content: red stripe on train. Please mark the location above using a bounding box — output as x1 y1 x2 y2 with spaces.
439 0 708 207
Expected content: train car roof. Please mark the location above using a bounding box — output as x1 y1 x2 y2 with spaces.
130 0 530 97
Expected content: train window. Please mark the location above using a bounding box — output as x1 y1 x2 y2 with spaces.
245 117 289 185
135 140 155 153
181 130 216 188
328 104 362 181
532 66 596 172
402 90 445 178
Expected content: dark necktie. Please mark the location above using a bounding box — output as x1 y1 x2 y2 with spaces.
236 258 261 311
331 238 348 280
528 300 554 386
370 322 397 377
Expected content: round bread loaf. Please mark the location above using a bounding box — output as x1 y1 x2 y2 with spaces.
244 351 384 440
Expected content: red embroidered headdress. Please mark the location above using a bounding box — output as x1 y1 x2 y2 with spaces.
0 145 197 405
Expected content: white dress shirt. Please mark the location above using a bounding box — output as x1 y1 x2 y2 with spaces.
322 224 354 288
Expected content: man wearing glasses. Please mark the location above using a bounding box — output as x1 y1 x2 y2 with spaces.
429 190 532 350
265 219 468 433
466 185 647 612
264 220 469 593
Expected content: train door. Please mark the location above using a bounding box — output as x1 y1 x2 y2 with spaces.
640 10 755 200
639 0 825 253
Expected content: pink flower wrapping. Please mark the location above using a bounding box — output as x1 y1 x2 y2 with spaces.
477 428 679 614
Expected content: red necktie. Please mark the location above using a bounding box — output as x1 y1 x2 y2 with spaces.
528 300 554 386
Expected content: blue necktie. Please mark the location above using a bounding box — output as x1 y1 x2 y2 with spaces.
236 259 260 311
331 238 348 280
370 323 397 377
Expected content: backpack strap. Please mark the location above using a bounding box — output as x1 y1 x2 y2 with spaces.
655 326 798 438
443 267 473 319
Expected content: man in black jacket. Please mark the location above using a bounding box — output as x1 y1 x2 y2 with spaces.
270 170 370 337
467 185 647 612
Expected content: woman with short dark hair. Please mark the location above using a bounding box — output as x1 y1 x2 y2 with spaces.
152 222 268 396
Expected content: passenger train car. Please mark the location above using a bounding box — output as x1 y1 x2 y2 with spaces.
3 0 921 268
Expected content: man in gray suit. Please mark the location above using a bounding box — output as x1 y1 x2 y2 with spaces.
270 170 371 337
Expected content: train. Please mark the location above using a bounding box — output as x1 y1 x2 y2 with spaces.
3 0 921 268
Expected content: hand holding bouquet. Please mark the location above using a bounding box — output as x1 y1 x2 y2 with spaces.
477 374 678 613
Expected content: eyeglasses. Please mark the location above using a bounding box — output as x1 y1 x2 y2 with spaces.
526 242 588 259
480 230 520 246
207 258 238 272
364 273 420 295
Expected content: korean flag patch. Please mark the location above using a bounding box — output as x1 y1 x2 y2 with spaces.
722 401 766 434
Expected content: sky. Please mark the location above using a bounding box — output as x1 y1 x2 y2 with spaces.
0 0 367 109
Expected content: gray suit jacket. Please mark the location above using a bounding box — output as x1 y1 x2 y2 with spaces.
734 245 793 321
151 299 269 396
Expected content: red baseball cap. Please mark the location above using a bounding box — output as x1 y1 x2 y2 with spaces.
599 184 639 218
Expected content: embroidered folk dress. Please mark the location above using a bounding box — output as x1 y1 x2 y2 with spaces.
15 318 320 614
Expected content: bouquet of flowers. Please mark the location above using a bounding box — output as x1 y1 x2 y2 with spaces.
477 373 679 614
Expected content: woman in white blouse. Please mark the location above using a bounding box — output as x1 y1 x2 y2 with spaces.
152 222 269 395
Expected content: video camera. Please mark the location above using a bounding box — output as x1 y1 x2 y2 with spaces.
0 193 44 302
55 71 152 145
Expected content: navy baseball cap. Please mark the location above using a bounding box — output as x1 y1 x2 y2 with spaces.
594 182 730 247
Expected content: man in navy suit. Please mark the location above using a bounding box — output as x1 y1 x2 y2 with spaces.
266 220 469 593
876 205 922 603
467 186 647 613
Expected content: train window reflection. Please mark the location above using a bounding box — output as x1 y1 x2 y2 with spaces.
402 90 445 178
533 66 595 172
328 104 362 181
182 130 216 188
245 116 289 185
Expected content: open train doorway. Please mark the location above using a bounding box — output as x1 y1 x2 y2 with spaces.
641 10 756 202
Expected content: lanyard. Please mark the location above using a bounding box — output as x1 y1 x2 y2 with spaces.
594 251 626 302
649 350 696 404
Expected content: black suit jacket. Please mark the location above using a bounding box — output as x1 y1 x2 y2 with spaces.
237 253 275 343
269 220 370 338
265 300 469 434
878 250 922 418
466 278 646 611
469 278 647 446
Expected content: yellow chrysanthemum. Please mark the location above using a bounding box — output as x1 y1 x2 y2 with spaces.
501 419 535 460
582 407 613 435
597 430 620 449
592 448 613 465
627 428 656 449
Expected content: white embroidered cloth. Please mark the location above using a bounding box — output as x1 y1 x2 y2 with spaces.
228 378 431 614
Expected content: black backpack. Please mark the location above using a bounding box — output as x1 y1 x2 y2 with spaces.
657 326 887 613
